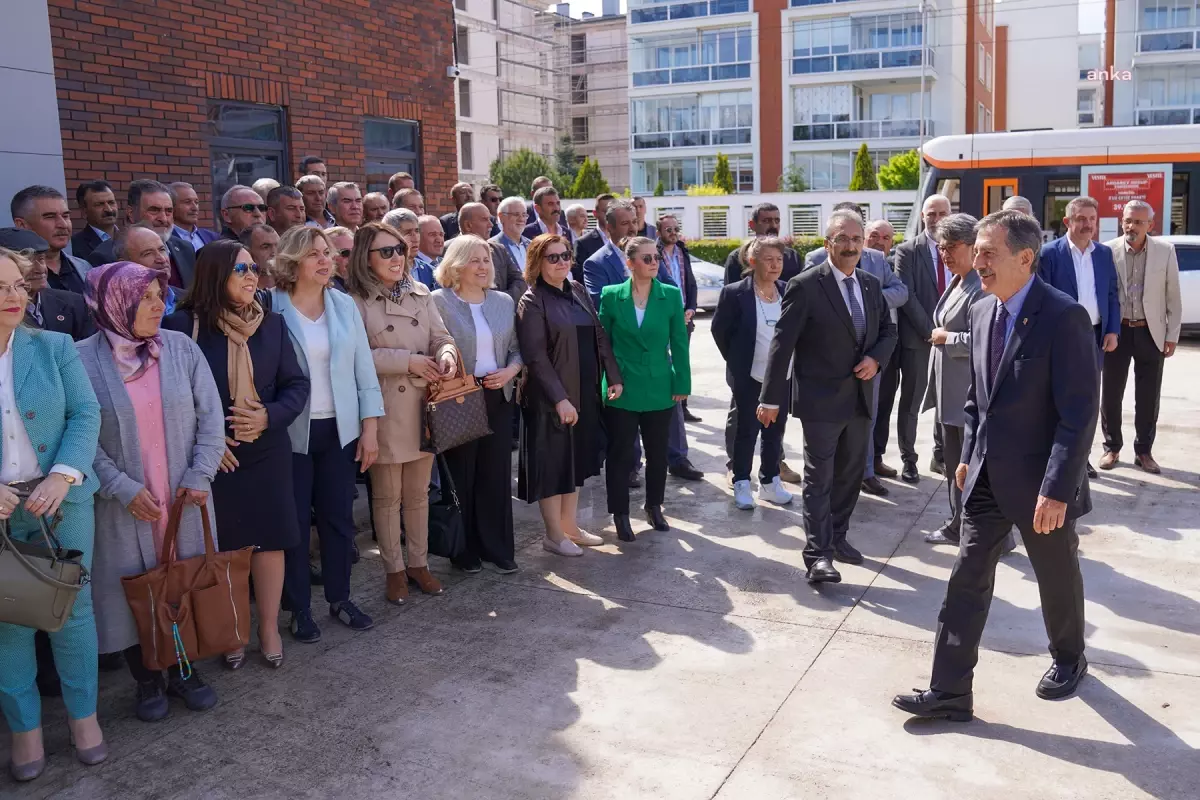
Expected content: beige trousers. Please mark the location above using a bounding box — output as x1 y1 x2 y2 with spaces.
368 455 434 572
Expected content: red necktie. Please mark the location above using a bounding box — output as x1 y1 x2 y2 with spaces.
935 247 946 295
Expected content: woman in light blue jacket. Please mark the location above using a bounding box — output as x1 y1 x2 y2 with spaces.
271 227 384 645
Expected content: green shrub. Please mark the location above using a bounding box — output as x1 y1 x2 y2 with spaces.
683 237 827 267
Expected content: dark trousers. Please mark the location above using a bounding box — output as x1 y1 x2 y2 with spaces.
283 418 359 614
729 377 786 483
930 463 1086 696
932 408 944 464
799 415 870 568
442 388 515 566
942 423 964 535
873 348 900 460
896 345 930 465
1102 323 1165 456
605 406 672 514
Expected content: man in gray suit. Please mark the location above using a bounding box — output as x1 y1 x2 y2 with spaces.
892 194 952 483
488 196 532 305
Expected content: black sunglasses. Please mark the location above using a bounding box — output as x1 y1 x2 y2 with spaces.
232 262 260 275
338 249 352 258
369 245 406 258
633 254 658 265
233 203 268 213
543 251 569 264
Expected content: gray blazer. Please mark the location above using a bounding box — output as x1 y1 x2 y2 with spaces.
431 288 523 401
921 269 983 427
78 330 226 654
487 234 529 304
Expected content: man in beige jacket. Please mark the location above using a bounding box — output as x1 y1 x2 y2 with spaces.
1100 199 1182 474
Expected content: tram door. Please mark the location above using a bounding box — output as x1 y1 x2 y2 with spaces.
983 178 1019 215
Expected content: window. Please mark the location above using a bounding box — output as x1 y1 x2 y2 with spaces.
458 79 472 118
1134 63 1200 125
629 0 750 25
793 86 926 141
571 34 587 65
792 13 931 75
1078 42 1101 79
1077 89 1098 125
456 25 469 64
206 101 287 223
985 53 993 90
571 74 588 104
632 158 700 193
701 154 754 192
985 109 992 132
460 131 474 172
630 26 751 86
365 118 420 193
1142 0 1197 31
631 91 753 149
492 0 498 19
978 44 986 84
455 0 466 9
788 151 859 191
977 102 986 132
572 116 589 144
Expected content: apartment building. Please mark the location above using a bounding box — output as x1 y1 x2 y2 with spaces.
453 0 563 187
625 0 999 196
1111 0 1200 128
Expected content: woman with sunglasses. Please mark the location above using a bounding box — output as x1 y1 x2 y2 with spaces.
323 226 353 292
162 239 310 669
597 236 690 542
515 233 621 556
346 221 457 604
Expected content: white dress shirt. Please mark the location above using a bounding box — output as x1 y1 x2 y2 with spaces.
0 341 83 485
1067 238 1101 325
537 217 567 237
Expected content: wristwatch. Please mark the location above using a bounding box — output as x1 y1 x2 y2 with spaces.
57 474 77 485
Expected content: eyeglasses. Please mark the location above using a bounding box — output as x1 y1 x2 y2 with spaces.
232 262 260 276
543 252 569 264
633 254 658 265
0 282 29 296
369 245 406 258
232 204 268 213
338 249 352 259
936 242 960 255
660 227 680 234
830 235 864 247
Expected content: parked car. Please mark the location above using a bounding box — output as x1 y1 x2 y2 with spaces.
691 257 725 311
1159 236 1200 335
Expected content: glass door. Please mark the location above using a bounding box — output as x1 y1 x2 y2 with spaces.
983 177 1018 215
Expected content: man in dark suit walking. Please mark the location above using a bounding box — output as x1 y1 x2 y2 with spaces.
70 179 119 260
759 210 896 583
573 193 615 279
893 210 1098 721
86 179 197 289
891 194 952 483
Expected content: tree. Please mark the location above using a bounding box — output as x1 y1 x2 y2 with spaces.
848 143 878 191
553 134 581 191
685 184 726 197
569 157 611 198
489 149 557 198
712 152 736 194
877 149 921 191
778 163 808 193
653 180 665 197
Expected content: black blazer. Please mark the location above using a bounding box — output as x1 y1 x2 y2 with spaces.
573 229 605 281
70 226 108 261
440 211 460 241
723 246 801 285
87 234 197 289
711 276 786 388
961 276 1099 531
28 288 95 341
160 309 310 453
760 263 897 423
893 232 940 350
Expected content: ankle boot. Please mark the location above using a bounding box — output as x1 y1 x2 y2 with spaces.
644 505 669 531
613 513 635 542
407 566 444 596
385 571 409 605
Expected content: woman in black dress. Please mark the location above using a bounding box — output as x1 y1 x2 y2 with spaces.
515 234 622 557
162 239 309 669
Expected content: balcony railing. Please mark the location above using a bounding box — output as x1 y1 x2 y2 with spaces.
792 48 934 75
1136 106 1200 126
1137 27 1199 53
632 62 751 87
792 119 932 141
632 127 753 149
630 0 750 24
791 0 866 5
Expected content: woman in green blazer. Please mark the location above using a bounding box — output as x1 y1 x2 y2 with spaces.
598 236 691 542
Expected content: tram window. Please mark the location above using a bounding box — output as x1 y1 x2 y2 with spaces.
1172 173 1188 235
935 177 960 211
1043 178 1081 235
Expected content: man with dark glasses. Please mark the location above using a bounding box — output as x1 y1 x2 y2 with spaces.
86 179 197 289
219 185 268 241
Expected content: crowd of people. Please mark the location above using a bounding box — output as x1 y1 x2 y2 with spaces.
0 151 1184 779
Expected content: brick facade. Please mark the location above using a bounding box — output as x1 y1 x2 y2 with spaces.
48 0 458 228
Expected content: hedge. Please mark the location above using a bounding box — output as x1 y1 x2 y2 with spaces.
684 238 827 266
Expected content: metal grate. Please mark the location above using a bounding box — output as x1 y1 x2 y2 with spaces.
789 205 821 237
883 203 912 228
701 206 729 239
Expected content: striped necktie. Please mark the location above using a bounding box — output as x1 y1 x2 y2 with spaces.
844 276 866 347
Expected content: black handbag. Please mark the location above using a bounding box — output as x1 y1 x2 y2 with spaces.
420 350 492 454
427 454 466 560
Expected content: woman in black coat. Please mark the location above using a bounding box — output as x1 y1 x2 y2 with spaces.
162 239 309 669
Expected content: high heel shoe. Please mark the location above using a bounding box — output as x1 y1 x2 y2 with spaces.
644 505 669 531
613 513 635 542
262 651 284 669
9 757 45 782
223 650 246 671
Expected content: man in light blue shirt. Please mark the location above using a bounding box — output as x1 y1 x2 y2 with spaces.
412 215 444 289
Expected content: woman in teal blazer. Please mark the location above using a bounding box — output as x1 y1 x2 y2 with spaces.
0 249 103 781
597 236 691 542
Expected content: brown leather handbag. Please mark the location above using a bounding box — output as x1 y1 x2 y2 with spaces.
121 498 254 672
420 349 492 454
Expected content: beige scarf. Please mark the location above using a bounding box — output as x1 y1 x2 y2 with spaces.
217 303 264 441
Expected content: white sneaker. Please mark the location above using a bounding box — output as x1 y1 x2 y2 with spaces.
733 480 755 510
757 476 794 506
543 537 584 557
567 529 604 547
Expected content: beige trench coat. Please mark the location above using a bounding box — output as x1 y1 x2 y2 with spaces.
353 281 457 464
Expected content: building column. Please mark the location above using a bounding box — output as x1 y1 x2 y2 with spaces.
756 0 786 193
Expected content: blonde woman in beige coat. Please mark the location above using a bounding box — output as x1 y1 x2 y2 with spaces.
346 222 457 604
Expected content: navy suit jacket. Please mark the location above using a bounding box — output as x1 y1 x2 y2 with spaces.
70 226 109 261
961 276 1099 531
574 229 606 282
1037 237 1121 342
710 276 787 391
86 233 197 289
582 241 628 310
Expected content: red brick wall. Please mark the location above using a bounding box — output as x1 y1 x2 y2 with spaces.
48 0 458 227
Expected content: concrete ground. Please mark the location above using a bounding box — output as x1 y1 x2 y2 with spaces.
5 319 1200 799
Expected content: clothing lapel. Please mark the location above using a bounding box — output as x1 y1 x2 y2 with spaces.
11 326 35 398
916 233 935 288
990 278 1044 399
738 279 756 335
1058 239 1080 299
817 264 857 343
606 245 626 283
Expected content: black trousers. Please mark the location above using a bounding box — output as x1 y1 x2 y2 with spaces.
605 406 672 514
442 388 515 566
873 348 900 460
930 463 1086 696
283 418 359 613
729 377 787 483
1102 323 1165 456
941 423 964 534
799 415 870 568
896 345 930 465
932 408 944 464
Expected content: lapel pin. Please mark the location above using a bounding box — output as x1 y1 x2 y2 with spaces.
57 315 66 321
1022 318 1028 325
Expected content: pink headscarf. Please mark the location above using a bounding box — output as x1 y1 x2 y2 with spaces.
85 261 168 382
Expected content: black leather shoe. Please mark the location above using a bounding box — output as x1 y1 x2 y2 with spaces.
901 461 920 483
1036 656 1088 700
1086 462 1098 479
668 459 703 481
628 470 642 489
874 459 898 478
891 689 973 721
929 458 946 476
806 557 841 583
833 540 864 565
644 505 670 531
682 404 701 423
614 514 636 542
861 477 889 497
924 525 960 545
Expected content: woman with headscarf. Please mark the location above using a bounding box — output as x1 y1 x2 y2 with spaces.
78 261 226 723
161 239 310 670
